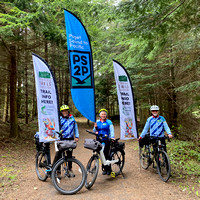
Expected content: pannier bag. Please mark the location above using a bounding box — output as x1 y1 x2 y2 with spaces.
114 141 125 150
57 140 77 151
35 137 44 151
139 134 150 148
84 139 102 151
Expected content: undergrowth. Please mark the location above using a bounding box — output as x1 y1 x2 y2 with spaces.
167 139 200 198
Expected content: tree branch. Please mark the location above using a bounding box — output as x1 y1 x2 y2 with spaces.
158 0 186 25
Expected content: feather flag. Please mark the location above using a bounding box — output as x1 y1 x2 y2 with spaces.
113 60 138 140
64 9 96 122
32 53 60 142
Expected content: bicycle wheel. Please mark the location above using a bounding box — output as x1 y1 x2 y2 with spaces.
35 151 48 181
139 145 151 170
156 151 171 182
110 150 125 176
85 155 99 189
51 158 86 195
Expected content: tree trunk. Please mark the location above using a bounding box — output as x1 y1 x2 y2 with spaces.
25 63 28 124
170 65 178 135
32 79 37 120
107 79 110 112
9 45 19 138
44 40 48 62
25 28 29 124
2 80 9 122
17 73 22 115
61 68 64 104
16 47 22 116
59 67 62 105
168 48 178 136
6 83 9 122
64 65 69 105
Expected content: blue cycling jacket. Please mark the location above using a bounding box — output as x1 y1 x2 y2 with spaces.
140 115 171 138
60 114 79 139
93 119 114 141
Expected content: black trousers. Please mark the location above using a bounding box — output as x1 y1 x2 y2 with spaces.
53 138 74 169
44 143 51 165
53 149 73 169
35 138 51 165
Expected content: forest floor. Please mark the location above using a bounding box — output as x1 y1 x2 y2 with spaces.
0 118 199 200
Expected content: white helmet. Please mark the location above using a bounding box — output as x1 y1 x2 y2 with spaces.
150 105 159 111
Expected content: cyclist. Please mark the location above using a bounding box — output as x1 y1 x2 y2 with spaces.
53 104 79 177
93 108 115 175
138 105 173 152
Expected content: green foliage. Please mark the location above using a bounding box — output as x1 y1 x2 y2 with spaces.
0 162 19 188
0 0 200 140
0 2 36 38
175 81 200 92
168 139 200 176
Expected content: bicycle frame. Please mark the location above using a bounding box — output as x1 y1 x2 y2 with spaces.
85 130 119 166
151 138 166 157
98 145 119 166
85 130 125 190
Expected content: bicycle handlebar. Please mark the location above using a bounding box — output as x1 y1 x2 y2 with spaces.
86 130 108 137
86 130 110 143
150 135 170 141
145 132 171 142
86 130 96 136
56 131 63 140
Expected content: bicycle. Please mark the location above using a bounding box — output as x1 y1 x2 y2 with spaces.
139 135 171 182
35 138 51 181
84 130 125 189
35 132 86 195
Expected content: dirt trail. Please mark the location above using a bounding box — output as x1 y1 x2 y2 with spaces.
0 121 196 200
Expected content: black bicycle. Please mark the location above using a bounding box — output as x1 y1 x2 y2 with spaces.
84 130 125 189
139 136 171 182
35 139 51 181
35 132 86 195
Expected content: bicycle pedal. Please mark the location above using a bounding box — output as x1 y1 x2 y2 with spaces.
111 172 116 178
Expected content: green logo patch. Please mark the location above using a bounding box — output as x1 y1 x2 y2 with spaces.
39 72 51 78
119 75 127 82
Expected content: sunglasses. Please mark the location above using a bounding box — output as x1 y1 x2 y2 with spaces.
152 110 158 112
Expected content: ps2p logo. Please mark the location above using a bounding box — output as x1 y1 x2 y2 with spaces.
69 51 92 88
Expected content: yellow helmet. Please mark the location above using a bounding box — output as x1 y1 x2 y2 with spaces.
60 105 69 111
99 108 108 114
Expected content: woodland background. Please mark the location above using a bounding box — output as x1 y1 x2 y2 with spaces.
0 0 199 141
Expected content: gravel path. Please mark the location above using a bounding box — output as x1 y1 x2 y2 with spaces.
0 121 196 200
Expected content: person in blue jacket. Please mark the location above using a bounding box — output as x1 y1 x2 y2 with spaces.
93 108 115 175
138 105 173 151
53 104 79 177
